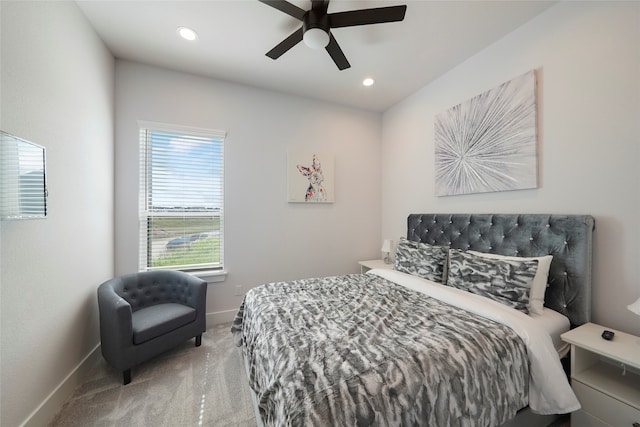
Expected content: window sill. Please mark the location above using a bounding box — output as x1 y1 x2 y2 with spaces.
192 269 227 283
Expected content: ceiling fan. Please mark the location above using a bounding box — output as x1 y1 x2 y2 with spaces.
259 0 407 70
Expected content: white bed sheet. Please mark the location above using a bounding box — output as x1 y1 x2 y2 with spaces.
529 308 571 358
369 268 581 415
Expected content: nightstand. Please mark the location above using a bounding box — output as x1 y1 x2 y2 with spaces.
358 259 394 274
561 322 640 427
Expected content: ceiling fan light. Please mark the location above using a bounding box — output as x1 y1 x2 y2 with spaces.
303 28 330 49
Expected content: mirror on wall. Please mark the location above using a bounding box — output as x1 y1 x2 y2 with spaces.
0 131 48 219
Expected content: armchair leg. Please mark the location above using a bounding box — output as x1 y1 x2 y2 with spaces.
195 334 202 347
123 369 131 385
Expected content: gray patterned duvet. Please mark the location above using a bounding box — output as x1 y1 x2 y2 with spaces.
231 273 530 427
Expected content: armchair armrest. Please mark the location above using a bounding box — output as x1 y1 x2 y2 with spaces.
98 280 134 367
182 274 207 312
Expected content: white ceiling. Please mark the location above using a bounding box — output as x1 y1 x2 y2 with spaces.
75 0 555 112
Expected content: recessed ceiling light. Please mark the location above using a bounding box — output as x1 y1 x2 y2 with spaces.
362 78 375 87
177 27 198 41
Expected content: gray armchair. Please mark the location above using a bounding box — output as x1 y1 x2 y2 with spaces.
97 270 207 384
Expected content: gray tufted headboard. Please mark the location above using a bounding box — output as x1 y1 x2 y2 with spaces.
407 214 595 327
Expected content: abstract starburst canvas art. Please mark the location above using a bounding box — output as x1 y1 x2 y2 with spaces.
434 70 538 196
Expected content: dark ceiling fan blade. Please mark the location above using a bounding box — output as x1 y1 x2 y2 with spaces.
258 0 306 20
266 27 304 59
329 5 407 28
325 34 350 70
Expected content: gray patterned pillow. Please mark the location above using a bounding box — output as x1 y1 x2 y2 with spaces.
393 238 449 283
446 249 538 313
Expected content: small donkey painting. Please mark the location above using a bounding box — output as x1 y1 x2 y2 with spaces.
297 154 327 202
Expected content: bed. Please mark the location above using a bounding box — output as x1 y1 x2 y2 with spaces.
231 213 595 426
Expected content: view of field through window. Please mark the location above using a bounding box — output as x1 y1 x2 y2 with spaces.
147 216 221 268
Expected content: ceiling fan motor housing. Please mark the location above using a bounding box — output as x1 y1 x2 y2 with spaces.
303 9 330 48
304 9 330 31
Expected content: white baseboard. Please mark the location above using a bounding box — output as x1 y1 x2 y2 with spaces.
206 309 237 326
20 343 102 427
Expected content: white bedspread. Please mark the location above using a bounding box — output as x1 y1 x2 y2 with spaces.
369 268 581 415
531 308 571 358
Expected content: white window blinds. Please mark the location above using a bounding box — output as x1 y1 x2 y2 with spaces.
139 123 225 272
0 131 47 219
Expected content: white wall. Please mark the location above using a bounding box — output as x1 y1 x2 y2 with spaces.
381 1 640 335
115 61 382 322
0 2 114 426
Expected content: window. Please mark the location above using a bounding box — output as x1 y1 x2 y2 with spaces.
1 131 48 219
139 122 225 272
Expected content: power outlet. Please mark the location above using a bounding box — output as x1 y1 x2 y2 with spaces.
234 285 242 296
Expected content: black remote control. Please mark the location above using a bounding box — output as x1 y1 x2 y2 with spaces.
601 330 615 341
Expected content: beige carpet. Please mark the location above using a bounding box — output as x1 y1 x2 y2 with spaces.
49 323 256 427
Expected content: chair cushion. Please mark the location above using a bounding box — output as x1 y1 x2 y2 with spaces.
132 303 197 345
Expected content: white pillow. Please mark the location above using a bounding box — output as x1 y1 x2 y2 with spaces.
468 250 553 315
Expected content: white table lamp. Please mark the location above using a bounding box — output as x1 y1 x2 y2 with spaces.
629 297 640 345
628 297 640 316
381 239 392 264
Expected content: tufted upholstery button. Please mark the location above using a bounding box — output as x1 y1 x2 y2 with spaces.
530 237 534 241
546 224 551 228
564 241 568 245
564 272 568 276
